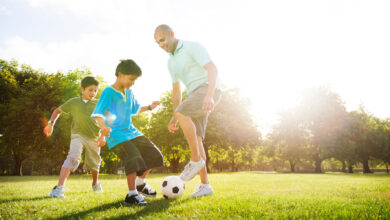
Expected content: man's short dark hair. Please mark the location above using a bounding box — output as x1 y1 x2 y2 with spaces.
81 76 100 88
115 59 142 76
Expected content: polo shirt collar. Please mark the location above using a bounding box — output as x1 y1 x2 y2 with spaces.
170 40 183 56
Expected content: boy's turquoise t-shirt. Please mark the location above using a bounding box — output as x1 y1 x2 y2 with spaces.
92 86 143 149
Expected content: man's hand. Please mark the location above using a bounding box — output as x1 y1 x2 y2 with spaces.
202 95 215 111
168 116 179 133
101 126 111 137
97 135 106 147
150 101 160 110
43 124 53 137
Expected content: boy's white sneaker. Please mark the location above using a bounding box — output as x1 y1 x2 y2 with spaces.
49 186 65 198
190 184 214 197
92 183 103 193
179 159 205 182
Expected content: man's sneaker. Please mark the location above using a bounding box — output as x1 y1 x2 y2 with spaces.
92 183 103 193
189 184 214 197
179 159 205 181
137 183 157 197
124 193 147 206
49 186 65 198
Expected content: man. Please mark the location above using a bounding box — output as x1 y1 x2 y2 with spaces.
154 24 222 197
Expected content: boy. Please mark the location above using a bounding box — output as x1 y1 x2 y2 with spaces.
44 76 104 198
154 24 222 197
92 59 164 206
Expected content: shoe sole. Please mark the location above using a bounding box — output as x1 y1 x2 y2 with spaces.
122 201 147 206
180 163 206 182
189 192 214 197
49 194 64 198
139 192 156 197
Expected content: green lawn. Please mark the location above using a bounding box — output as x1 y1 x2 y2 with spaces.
0 173 389 219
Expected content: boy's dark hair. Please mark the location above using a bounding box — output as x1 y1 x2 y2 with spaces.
115 59 142 76
81 76 100 88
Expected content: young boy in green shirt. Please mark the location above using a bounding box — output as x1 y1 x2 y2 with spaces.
44 76 104 198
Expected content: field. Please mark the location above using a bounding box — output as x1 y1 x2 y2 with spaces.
0 172 389 219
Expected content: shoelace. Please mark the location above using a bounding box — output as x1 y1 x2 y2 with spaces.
134 194 145 201
143 183 154 193
56 186 69 192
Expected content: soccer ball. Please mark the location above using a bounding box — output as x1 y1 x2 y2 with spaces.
161 176 185 199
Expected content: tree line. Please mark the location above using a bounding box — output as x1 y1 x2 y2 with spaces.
0 59 389 175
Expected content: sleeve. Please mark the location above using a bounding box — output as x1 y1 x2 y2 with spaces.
92 88 110 119
190 42 211 67
168 59 179 83
59 98 74 113
130 90 141 115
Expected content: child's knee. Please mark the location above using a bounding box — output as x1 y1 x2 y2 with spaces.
63 156 81 172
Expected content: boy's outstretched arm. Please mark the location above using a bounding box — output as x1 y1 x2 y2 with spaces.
95 117 111 147
138 101 160 113
43 108 62 137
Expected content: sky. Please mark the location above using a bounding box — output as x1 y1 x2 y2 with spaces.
1 0 390 135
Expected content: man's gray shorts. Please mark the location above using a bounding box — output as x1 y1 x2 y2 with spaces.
175 84 222 139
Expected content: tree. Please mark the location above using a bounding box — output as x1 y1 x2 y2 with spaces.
296 86 347 173
269 108 309 172
145 91 189 173
205 88 261 172
345 107 381 173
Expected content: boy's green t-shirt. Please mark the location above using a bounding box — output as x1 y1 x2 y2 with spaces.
60 97 100 139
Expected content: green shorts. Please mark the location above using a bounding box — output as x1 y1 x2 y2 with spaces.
175 84 222 139
112 136 164 176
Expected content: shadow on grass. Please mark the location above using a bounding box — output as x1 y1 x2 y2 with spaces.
53 197 192 220
0 196 52 204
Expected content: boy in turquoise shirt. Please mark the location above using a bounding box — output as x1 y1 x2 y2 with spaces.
92 59 164 205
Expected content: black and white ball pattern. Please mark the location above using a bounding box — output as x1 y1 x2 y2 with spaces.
161 176 185 199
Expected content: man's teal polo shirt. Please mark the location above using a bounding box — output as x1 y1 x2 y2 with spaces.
168 40 221 94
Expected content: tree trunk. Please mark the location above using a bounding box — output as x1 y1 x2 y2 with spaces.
362 160 372 173
314 159 322 173
204 145 210 173
348 164 353 173
289 160 295 173
13 154 22 176
341 161 346 173
170 157 180 173
386 164 389 174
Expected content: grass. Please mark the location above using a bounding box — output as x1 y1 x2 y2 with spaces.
0 172 389 219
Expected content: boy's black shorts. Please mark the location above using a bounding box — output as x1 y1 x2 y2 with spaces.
112 136 164 176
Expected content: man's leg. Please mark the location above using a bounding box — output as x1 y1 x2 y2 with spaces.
197 136 209 184
174 111 200 162
189 135 214 197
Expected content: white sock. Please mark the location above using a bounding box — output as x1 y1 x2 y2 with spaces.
136 177 145 186
202 184 210 188
128 190 138 196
